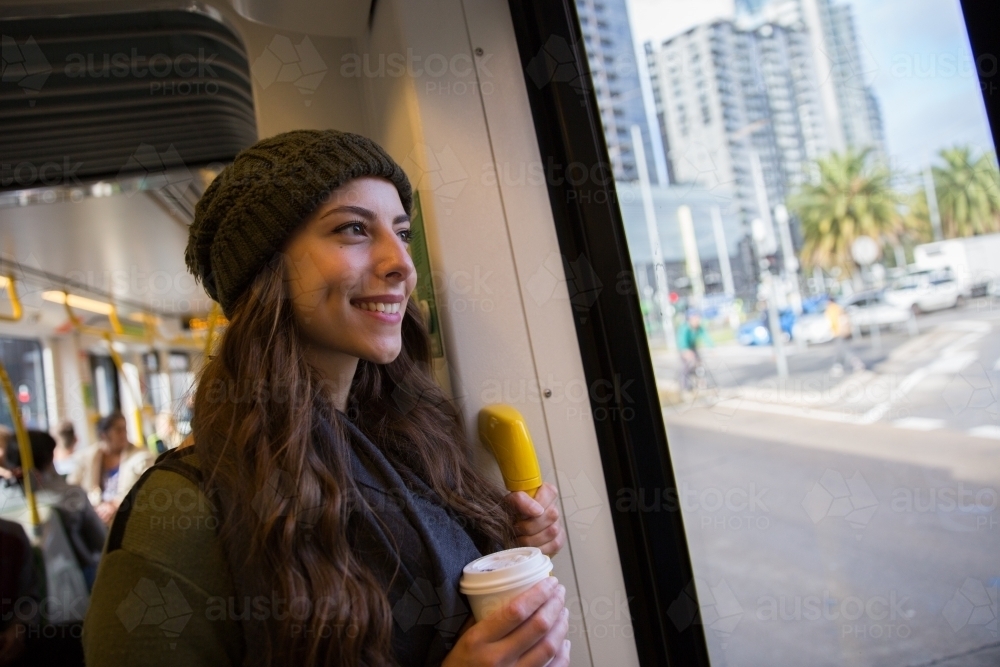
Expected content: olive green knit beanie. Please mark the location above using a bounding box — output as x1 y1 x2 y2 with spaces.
185 129 413 317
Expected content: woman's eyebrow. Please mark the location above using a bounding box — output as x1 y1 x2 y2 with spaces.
321 205 374 220
320 206 410 225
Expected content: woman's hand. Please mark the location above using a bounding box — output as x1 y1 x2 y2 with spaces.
506 483 565 557
443 577 570 667
95 500 119 525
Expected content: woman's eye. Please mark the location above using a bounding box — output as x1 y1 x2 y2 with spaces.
398 229 413 244
335 222 367 236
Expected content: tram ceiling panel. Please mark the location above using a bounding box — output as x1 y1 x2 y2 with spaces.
0 9 258 190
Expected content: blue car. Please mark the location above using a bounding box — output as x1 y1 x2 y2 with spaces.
737 309 796 345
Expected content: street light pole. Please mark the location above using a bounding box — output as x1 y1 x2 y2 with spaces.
752 218 788 379
632 124 675 350
923 164 943 242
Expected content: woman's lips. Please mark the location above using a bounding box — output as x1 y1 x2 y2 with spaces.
351 300 403 323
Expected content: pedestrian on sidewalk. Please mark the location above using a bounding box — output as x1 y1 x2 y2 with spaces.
826 297 863 377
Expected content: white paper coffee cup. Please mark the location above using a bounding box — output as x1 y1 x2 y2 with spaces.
459 547 554 622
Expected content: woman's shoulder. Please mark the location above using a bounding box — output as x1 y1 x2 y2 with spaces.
86 448 243 666
107 446 229 593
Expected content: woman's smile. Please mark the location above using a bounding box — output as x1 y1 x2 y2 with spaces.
350 293 406 322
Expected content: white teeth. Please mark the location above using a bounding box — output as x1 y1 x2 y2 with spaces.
354 301 400 313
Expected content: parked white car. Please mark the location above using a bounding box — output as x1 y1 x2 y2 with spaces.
792 313 834 344
883 269 962 314
841 291 914 331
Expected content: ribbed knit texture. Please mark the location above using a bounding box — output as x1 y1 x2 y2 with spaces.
185 130 413 316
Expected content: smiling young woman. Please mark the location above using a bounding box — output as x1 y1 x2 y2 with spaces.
82 130 569 667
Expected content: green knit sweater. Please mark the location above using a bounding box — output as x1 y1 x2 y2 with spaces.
83 453 243 665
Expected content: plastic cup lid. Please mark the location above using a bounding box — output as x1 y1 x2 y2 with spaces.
459 547 553 596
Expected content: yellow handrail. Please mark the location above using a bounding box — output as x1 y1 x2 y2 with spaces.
203 302 222 356
0 360 40 530
0 276 23 322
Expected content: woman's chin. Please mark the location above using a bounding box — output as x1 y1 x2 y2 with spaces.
362 345 402 365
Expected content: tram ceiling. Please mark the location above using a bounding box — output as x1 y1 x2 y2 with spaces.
0 8 258 191
0 189 215 318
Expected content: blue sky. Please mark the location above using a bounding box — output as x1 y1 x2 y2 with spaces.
628 0 995 173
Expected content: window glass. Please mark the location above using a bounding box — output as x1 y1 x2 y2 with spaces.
576 0 999 663
0 337 48 431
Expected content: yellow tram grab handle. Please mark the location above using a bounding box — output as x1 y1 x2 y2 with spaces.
478 404 543 498
203 302 223 356
59 291 124 336
0 360 40 529
0 276 23 322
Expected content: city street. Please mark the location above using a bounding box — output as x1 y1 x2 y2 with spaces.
652 301 1000 666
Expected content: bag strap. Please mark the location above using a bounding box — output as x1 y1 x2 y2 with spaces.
106 446 206 553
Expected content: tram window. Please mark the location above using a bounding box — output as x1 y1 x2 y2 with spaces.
89 354 121 417
574 0 999 664
168 352 194 436
0 337 48 431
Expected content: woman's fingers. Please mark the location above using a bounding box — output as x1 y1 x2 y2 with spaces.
494 582 566 659
512 485 559 534
512 484 564 556
507 490 545 519
476 577 562 643
516 607 569 667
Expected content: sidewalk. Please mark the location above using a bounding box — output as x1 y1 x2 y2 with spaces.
653 319 994 429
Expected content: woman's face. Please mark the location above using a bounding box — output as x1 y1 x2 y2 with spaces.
103 418 129 453
283 176 416 367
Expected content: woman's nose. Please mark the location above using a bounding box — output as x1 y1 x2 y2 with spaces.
375 229 414 282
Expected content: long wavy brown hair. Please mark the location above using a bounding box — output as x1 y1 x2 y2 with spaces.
192 260 517 666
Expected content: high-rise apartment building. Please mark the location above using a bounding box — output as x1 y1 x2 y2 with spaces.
576 0 663 183
736 0 885 158
646 19 828 224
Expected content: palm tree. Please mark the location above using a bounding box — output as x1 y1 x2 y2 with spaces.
900 189 935 244
932 147 1000 238
789 148 901 275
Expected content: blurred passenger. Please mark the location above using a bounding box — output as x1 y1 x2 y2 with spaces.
68 413 153 524
53 421 79 478
4 430 107 590
677 309 712 392
0 517 40 666
0 427 13 482
146 411 182 453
